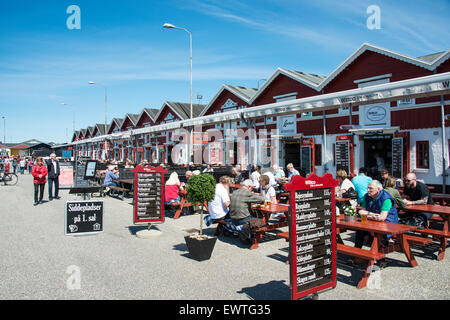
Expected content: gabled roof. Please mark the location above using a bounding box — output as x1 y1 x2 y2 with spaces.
10 144 30 149
136 108 159 127
107 118 124 133
21 139 44 146
120 113 140 130
154 101 206 122
249 43 450 104
94 124 108 136
87 126 95 136
199 85 257 116
80 129 87 137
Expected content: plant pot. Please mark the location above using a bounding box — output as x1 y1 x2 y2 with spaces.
344 215 358 221
184 235 217 261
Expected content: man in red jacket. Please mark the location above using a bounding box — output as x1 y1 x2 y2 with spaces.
32 157 48 205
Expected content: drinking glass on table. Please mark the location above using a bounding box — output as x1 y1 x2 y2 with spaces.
359 209 368 224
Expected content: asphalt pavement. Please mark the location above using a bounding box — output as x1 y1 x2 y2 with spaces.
0 174 449 300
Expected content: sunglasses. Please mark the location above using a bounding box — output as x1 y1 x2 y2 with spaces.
404 179 415 182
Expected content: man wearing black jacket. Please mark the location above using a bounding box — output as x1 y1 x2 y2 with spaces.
46 153 60 200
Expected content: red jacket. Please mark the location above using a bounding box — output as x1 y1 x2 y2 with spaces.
32 164 48 184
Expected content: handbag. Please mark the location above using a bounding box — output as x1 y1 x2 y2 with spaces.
342 187 358 200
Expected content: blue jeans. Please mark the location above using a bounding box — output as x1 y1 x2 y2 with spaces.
165 196 181 206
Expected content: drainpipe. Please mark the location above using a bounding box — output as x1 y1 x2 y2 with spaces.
322 90 328 173
441 94 447 193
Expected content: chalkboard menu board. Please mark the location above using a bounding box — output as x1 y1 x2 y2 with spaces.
133 165 167 224
74 163 90 187
392 138 403 178
300 146 311 176
335 140 350 174
65 200 103 235
285 173 338 300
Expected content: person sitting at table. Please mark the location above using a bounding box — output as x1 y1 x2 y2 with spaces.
203 164 214 173
355 180 398 249
251 165 261 189
208 176 231 221
281 163 300 182
335 169 357 215
272 164 285 183
259 174 285 220
125 159 134 168
384 177 407 211
165 172 182 206
103 165 120 196
400 172 434 229
352 167 372 203
229 179 265 235
380 169 401 189
231 166 244 184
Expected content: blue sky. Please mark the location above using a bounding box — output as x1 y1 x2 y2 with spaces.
0 0 449 144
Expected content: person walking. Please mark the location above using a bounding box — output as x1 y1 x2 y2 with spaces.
46 153 61 200
32 157 48 205
19 158 26 174
27 158 34 174
12 157 17 174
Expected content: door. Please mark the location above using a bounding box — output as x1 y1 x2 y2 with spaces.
363 135 392 179
284 141 300 170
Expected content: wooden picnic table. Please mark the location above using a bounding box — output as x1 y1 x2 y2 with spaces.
249 203 290 250
403 204 450 260
430 193 450 206
171 189 209 219
336 216 418 289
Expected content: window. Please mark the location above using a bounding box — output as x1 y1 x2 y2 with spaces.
315 144 322 166
416 141 429 169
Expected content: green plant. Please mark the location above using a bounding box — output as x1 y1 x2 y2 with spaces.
343 206 358 217
186 173 216 236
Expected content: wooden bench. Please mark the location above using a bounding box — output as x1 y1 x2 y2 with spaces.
213 219 232 236
171 199 209 219
276 232 289 241
107 186 130 199
337 243 386 289
415 228 450 238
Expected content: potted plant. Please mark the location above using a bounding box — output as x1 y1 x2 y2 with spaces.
184 173 217 261
343 206 358 221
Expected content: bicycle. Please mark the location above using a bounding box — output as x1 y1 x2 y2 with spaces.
0 170 18 186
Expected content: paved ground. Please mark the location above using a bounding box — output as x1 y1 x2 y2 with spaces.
0 174 449 300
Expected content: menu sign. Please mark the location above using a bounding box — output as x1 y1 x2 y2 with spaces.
285 174 338 300
133 165 168 224
335 140 350 174
65 200 103 235
75 163 90 187
392 138 403 178
59 161 74 188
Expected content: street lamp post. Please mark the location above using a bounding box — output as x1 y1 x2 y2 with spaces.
61 103 75 136
2 116 5 145
89 81 108 160
163 23 193 166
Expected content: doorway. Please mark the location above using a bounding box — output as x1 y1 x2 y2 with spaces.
363 135 392 179
283 141 300 170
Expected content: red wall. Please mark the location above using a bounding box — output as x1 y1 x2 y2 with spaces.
204 89 249 116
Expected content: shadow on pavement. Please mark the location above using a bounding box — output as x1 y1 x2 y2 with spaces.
126 225 149 235
237 280 290 300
